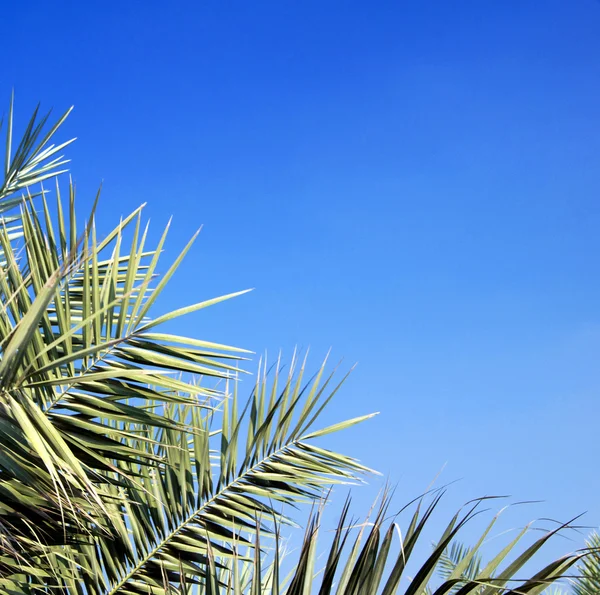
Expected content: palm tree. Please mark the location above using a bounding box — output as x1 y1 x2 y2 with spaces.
0 97 586 594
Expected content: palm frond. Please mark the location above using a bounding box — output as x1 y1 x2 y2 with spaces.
0 94 74 258
572 531 600 595
436 541 484 593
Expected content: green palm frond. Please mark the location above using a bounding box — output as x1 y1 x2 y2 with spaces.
0 93 74 258
436 541 484 593
0 93 73 202
572 531 600 595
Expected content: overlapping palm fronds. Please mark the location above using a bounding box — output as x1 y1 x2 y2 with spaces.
0 179 252 551
0 98 377 593
18 356 376 594
184 491 584 595
0 97 247 585
0 98 587 594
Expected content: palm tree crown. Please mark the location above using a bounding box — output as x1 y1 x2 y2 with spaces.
0 97 587 594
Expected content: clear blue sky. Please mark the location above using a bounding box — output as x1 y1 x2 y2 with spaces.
5 0 600 568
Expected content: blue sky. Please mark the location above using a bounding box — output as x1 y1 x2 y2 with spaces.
5 0 600 568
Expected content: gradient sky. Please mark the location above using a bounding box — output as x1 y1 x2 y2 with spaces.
5 0 600 571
